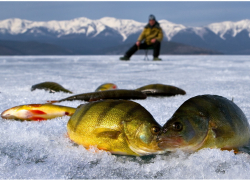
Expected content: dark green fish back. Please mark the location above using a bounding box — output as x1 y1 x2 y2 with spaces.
136 84 186 96
58 89 147 102
31 82 73 94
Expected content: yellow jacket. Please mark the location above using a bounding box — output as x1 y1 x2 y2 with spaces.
138 21 163 45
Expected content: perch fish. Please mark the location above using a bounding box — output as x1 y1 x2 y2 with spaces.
31 82 73 94
95 83 118 92
136 84 186 96
1 104 76 121
157 95 250 152
48 89 147 103
67 100 164 156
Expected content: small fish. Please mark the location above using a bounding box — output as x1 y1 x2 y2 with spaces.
95 83 118 92
136 84 186 96
157 95 250 152
1 104 76 121
31 82 73 94
67 100 164 156
48 89 147 103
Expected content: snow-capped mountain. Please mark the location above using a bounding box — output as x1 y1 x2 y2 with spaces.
0 17 250 54
99 17 145 41
0 17 188 41
207 19 250 40
0 17 114 37
158 19 186 40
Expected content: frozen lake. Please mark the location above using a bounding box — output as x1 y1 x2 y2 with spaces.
1 55 250 178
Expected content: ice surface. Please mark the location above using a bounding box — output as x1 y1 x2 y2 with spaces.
1 55 250 178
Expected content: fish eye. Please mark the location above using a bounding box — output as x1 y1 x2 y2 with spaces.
151 126 160 134
172 122 183 131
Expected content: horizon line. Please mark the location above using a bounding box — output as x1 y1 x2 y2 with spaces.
1 16 250 28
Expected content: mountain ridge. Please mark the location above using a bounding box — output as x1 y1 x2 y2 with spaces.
0 17 250 54
0 39 222 55
1 17 250 41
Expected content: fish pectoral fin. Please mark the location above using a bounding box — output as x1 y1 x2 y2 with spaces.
89 98 99 102
29 117 47 121
221 147 239 154
211 128 224 138
26 110 47 121
46 100 58 104
141 89 157 93
94 128 121 139
29 110 46 115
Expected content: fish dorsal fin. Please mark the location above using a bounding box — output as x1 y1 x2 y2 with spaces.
94 128 121 139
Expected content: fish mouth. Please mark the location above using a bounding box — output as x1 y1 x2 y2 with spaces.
1 111 13 119
125 124 165 156
1 109 17 120
129 144 165 156
1 109 8 119
157 136 183 150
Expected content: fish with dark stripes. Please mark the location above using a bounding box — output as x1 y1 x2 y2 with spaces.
48 89 147 103
157 95 250 153
95 83 118 92
1 104 76 121
67 100 164 156
31 82 73 94
136 84 186 96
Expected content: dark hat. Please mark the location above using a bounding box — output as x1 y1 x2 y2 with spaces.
149 14 156 21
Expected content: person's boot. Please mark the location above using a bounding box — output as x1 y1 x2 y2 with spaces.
120 56 130 61
153 57 162 61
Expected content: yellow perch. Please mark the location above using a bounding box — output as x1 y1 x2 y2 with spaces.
1 104 76 121
67 100 164 156
48 89 147 103
31 82 73 94
136 84 186 96
157 95 250 152
95 83 118 92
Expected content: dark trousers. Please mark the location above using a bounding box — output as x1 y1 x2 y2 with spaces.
125 41 161 58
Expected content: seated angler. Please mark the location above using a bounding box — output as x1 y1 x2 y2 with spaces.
120 14 163 61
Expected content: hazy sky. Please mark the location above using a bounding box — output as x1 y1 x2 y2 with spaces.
0 1 250 27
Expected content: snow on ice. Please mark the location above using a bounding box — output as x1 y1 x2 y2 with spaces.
1 55 250 178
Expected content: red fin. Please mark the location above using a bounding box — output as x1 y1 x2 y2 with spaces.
28 104 42 107
29 110 46 115
65 133 69 138
89 98 100 102
221 147 239 154
47 100 58 104
30 117 47 121
64 112 74 116
86 146 107 153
